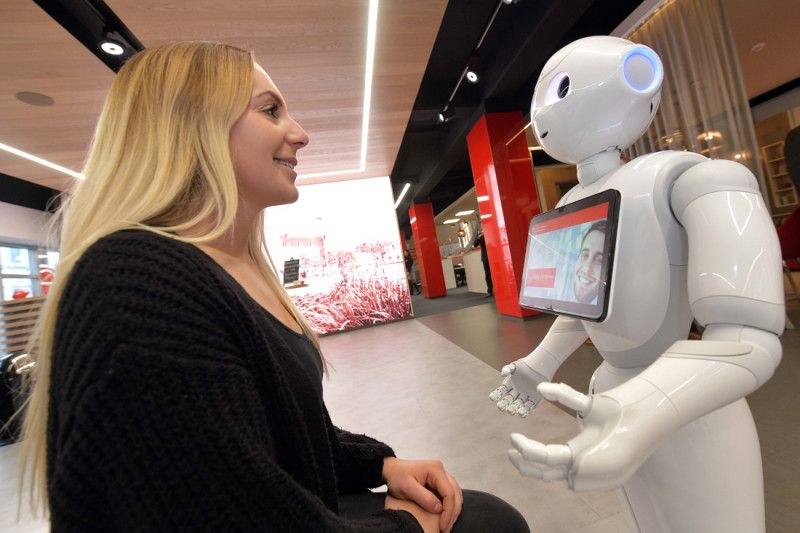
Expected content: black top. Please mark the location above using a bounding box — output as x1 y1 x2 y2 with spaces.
265 310 324 397
46 230 421 532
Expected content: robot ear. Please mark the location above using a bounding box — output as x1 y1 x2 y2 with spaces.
622 46 663 95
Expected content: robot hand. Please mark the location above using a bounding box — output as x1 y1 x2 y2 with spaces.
488 360 547 417
508 381 678 492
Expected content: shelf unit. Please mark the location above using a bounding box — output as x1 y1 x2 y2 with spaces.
761 141 798 216
1 296 44 355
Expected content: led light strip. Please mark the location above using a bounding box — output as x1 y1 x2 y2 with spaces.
297 0 379 181
0 142 84 180
394 182 410 208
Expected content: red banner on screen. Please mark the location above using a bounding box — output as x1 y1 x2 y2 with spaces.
530 202 608 236
526 268 557 288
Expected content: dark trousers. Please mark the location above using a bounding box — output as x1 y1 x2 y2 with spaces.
339 489 529 532
482 261 493 295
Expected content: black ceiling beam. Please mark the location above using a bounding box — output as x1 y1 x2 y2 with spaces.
392 0 576 229
0 173 61 213
392 0 649 236
34 0 144 72
749 76 800 108
478 0 597 112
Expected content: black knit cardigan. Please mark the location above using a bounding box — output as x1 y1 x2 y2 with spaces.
46 230 421 532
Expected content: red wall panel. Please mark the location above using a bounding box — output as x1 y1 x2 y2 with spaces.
409 203 446 298
467 112 541 318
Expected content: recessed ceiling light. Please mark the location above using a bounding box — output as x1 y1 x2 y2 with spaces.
15 91 54 106
443 218 460 224
466 69 479 83
101 41 125 55
455 210 475 216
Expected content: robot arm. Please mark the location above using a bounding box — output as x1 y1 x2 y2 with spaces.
489 315 587 416
510 160 785 491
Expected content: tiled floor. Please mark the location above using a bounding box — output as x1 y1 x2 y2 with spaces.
1 281 798 532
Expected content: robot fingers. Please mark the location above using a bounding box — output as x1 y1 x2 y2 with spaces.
510 433 573 466
500 362 517 377
538 382 592 415
489 383 510 403
505 397 536 417
496 390 520 412
509 433 572 481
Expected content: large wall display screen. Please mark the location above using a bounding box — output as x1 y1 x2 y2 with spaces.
519 189 620 321
264 176 411 334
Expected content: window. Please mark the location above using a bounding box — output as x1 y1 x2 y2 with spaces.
0 244 59 301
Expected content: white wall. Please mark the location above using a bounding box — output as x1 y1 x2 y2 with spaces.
0 201 52 246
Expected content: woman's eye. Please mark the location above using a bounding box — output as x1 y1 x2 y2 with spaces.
261 104 279 117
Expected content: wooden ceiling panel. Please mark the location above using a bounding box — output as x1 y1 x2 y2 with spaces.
1 0 114 189
2 0 447 192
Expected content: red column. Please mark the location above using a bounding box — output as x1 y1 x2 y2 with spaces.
467 112 541 318
409 203 446 298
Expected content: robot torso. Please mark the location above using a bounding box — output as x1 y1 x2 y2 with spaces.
560 150 707 368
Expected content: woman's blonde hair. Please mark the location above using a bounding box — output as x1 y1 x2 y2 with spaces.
19 41 322 515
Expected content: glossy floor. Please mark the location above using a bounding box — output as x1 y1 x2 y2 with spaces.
1 284 798 532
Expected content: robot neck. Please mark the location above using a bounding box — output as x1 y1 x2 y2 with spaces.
577 151 623 185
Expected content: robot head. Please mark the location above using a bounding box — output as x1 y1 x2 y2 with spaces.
531 36 663 164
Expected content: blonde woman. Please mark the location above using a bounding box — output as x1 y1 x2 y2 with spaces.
19 42 528 532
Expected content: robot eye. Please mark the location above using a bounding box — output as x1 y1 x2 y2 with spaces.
558 76 570 99
543 72 570 105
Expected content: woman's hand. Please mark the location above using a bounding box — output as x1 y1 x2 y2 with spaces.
381 457 463 533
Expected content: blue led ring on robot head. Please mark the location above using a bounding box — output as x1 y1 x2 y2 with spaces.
622 46 663 93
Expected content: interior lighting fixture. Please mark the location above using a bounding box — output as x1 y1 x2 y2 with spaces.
455 210 475 216
437 108 455 124
480 214 492 220
477 195 489 202
394 182 411 209
443 218 460 224
697 131 722 141
436 0 518 125
100 40 125 55
298 0 379 181
15 91 54 107
0 142 84 180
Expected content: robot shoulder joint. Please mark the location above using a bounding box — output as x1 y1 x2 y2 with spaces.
670 160 759 221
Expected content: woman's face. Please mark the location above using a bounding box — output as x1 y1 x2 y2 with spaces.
229 63 309 215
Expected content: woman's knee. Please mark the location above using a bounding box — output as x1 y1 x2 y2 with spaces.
452 489 529 533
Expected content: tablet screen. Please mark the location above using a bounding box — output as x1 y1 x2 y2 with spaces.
519 189 620 321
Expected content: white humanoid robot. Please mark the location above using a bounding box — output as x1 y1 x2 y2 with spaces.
489 36 784 532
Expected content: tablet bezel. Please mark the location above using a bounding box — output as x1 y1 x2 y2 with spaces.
518 189 620 321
